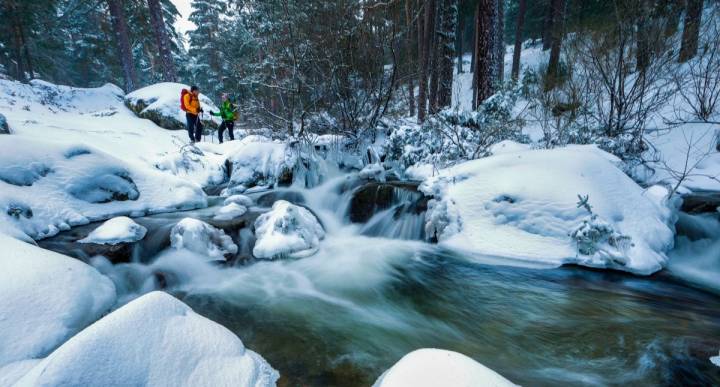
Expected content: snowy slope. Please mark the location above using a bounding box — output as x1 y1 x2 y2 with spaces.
420 145 675 275
0 234 116 368
15 291 279 387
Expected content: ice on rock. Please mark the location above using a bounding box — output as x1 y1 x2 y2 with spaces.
374 349 517 387
15 291 279 387
224 136 297 193
224 194 254 207
359 163 386 182
170 218 238 260
0 234 116 367
214 202 248 221
79 216 147 245
419 145 675 275
253 200 325 259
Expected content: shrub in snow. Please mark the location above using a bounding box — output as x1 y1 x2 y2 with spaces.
0 112 9 134
569 195 633 265
253 200 325 259
387 85 529 168
0 234 116 367
79 216 147 245
374 349 517 387
124 82 220 130
224 194 254 207
170 218 238 260
214 203 248 221
16 291 279 386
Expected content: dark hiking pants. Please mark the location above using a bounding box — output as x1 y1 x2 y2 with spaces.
186 113 202 142
218 121 235 143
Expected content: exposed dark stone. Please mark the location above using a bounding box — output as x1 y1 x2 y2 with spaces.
348 181 427 223
7 202 33 219
0 113 9 134
681 191 720 214
77 242 134 264
277 167 294 186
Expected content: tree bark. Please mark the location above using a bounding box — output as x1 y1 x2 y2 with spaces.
107 0 138 92
544 0 565 90
438 0 458 109
542 0 553 50
456 6 464 74
417 0 436 122
679 0 703 63
406 0 417 116
147 0 177 82
473 0 497 107
511 0 526 81
428 0 439 114
495 0 504 83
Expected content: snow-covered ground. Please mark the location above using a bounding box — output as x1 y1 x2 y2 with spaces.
417 145 675 275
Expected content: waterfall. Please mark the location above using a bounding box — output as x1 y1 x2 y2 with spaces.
668 211 720 293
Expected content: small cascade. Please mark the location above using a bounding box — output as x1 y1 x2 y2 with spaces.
668 211 720 293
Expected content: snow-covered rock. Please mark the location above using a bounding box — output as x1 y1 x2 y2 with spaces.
79 216 147 245
170 218 238 260
359 163 386 182
214 202 248 221
154 143 228 187
253 200 325 259
374 349 517 387
711 351 720 368
0 234 116 367
225 194 254 207
420 145 675 275
0 112 9 134
225 136 296 193
15 291 279 387
125 82 220 130
0 136 206 240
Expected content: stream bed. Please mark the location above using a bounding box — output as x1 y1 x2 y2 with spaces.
38 179 720 386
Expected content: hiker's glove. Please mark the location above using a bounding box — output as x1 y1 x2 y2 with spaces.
210 111 215 115
199 108 204 113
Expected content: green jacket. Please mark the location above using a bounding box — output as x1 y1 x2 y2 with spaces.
211 100 236 121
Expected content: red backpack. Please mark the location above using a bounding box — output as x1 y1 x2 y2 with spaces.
180 89 190 112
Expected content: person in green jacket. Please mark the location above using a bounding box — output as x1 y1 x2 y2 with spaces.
209 93 237 143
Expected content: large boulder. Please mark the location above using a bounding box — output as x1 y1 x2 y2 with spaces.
253 200 325 259
0 234 116 368
170 217 238 260
374 349 517 387
15 291 279 387
223 136 297 194
125 82 220 130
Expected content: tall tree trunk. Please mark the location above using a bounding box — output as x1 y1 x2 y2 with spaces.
107 0 138 92
511 0 526 81
418 0 436 122
495 0 504 83
544 0 565 90
473 0 497 107
542 0 553 50
147 0 177 82
17 23 34 80
679 0 703 62
428 0 440 114
456 6 464 74
406 0 417 116
438 0 458 109
636 0 651 72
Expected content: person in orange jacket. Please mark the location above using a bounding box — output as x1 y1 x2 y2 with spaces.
181 85 203 143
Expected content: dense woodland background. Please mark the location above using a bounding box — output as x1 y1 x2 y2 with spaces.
1 0 717 166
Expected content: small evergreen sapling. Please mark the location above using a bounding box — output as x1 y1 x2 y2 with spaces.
570 194 633 264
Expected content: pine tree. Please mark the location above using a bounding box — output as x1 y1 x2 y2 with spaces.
107 0 138 91
495 0 505 83
511 0 527 81
679 0 704 62
418 0 437 122
147 0 177 82
188 0 226 97
437 0 458 109
473 0 497 107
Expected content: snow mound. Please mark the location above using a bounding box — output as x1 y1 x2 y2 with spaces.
225 194 254 207
0 136 206 240
154 143 228 187
214 202 248 221
79 216 147 245
170 218 238 260
15 291 279 387
125 82 220 129
420 146 675 275
374 349 517 387
489 140 532 155
0 234 116 367
224 136 296 193
253 200 325 259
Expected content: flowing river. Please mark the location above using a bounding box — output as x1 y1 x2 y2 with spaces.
39 175 720 386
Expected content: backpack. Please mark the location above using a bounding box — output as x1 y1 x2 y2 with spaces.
180 89 190 112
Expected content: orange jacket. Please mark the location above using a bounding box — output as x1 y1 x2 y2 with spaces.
183 91 201 115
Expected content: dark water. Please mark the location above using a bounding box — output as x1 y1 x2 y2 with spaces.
38 196 720 387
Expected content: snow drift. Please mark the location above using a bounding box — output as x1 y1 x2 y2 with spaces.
14 291 279 387
420 145 675 275
0 234 116 367
374 349 517 387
